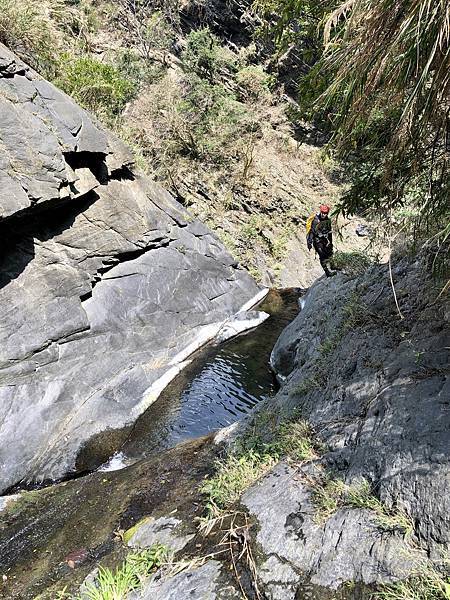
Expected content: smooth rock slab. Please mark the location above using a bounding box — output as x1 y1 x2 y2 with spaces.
242 462 416 594
0 46 261 492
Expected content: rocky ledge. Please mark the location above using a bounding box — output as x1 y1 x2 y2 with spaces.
243 252 449 597
0 44 262 492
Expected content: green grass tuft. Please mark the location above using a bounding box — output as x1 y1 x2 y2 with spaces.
373 563 450 600
201 449 277 515
201 413 322 518
82 545 168 600
312 476 414 536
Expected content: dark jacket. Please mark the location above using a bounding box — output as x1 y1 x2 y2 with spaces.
308 215 333 258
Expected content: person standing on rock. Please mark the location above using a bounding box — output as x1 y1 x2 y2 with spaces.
306 204 335 277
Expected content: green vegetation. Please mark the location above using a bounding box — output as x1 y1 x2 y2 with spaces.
54 545 168 600
83 546 168 600
181 28 236 83
292 374 322 397
201 449 277 515
124 26 265 172
320 0 449 224
54 55 136 121
312 476 414 536
255 0 449 257
332 251 372 275
0 0 72 75
236 65 275 102
374 563 450 600
175 79 256 162
0 0 138 121
201 413 321 517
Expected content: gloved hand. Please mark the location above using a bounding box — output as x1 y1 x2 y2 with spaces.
307 241 312 251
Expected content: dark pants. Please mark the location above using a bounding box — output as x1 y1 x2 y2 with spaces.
314 239 333 276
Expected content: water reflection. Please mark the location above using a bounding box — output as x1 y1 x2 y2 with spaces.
117 289 301 462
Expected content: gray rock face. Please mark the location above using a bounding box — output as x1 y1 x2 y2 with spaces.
0 45 115 220
243 462 417 597
133 561 239 600
126 516 195 553
253 256 449 592
0 44 261 492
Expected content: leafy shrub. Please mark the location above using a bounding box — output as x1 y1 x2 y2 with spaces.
169 76 258 162
54 54 136 119
236 65 274 102
181 28 236 82
115 49 148 86
144 10 175 57
124 71 261 174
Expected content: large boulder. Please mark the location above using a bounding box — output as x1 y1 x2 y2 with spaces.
0 44 262 492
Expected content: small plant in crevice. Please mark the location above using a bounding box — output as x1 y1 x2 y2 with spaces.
332 251 372 275
290 290 375 398
292 374 323 397
200 412 322 521
201 449 277 519
340 291 372 330
82 545 169 600
311 476 414 537
373 560 450 600
197 412 324 598
51 545 169 599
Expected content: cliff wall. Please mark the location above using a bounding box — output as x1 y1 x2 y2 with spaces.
0 44 261 492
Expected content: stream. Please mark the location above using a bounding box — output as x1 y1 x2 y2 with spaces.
0 288 302 599
95 288 301 471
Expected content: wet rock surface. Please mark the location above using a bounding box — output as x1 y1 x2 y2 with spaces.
0 437 214 599
0 43 261 492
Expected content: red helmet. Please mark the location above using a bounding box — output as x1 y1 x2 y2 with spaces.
319 204 330 214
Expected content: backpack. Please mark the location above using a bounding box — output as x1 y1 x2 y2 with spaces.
305 212 317 236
